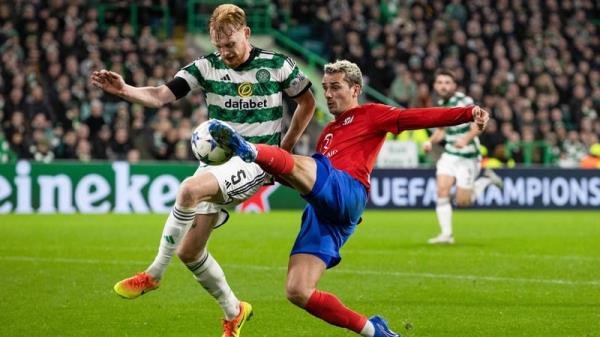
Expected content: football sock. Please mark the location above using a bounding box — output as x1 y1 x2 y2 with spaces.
436 197 453 236
254 144 295 175
146 204 196 280
360 320 376 337
472 176 492 202
304 290 368 334
185 250 240 320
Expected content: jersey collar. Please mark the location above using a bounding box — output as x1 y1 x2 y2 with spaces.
333 104 361 121
233 46 260 70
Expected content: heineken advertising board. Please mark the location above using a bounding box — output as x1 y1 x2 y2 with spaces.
0 161 305 214
0 162 598 213
0 161 193 213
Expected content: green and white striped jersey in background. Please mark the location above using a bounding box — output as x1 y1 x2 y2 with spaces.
175 47 311 146
436 91 480 159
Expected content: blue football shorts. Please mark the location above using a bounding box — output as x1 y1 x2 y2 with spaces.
290 153 367 268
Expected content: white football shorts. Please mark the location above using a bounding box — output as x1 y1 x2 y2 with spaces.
436 152 481 189
193 156 267 222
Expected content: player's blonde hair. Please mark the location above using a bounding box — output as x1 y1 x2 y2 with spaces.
209 4 247 36
324 60 363 88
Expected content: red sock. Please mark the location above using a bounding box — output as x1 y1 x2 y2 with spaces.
255 144 295 175
304 290 368 333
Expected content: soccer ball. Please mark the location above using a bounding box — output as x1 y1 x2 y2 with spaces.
190 120 233 165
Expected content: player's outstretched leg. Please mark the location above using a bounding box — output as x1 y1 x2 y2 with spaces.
483 168 503 188
369 315 401 337
208 120 257 162
221 301 253 337
471 168 503 204
114 272 160 299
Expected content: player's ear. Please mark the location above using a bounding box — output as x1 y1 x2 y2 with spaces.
352 84 361 98
244 26 250 38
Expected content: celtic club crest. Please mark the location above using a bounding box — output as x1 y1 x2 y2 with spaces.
256 69 270 83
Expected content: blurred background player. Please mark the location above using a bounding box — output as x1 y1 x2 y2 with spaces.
209 60 489 337
423 69 502 244
91 4 315 336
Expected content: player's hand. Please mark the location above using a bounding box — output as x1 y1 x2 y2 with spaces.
472 106 489 131
422 140 432 152
90 70 125 96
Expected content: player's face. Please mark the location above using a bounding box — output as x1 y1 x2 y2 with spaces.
322 72 360 116
210 26 251 68
433 74 457 100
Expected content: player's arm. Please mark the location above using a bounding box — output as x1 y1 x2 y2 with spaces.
280 89 316 152
279 55 315 152
396 106 488 131
423 128 445 152
454 123 482 148
373 105 488 134
91 70 178 108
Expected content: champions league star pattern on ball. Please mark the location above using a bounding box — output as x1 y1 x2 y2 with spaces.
190 120 233 165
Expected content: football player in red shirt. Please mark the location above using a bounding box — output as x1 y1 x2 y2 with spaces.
209 60 489 337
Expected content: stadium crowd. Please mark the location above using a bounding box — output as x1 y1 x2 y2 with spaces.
0 0 201 163
1 0 598 167
282 0 599 166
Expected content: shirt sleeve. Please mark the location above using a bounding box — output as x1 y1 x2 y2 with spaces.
165 77 191 100
174 59 206 91
370 104 475 134
280 57 311 98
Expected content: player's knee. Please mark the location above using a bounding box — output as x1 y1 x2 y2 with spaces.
437 187 451 198
178 177 207 205
177 178 196 203
286 284 311 307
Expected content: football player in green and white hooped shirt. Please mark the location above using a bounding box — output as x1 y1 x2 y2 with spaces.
423 69 502 244
91 4 315 336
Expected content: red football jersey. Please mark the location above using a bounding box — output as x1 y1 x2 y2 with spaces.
315 103 475 190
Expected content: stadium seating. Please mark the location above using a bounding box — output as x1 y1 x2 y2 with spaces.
0 0 598 167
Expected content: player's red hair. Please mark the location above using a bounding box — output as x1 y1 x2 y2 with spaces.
209 4 247 37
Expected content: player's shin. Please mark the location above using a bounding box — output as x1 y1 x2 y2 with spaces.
146 204 196 280
436 197 453 236
254 144 295 175
185 250 240 320
304 290 368 334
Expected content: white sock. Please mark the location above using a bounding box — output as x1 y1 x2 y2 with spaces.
185 250 240 320
360 320 375 337
146 204 196 280
436 197 453 236
472 177 492 202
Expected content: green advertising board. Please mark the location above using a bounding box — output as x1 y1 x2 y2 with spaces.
0 161 306 213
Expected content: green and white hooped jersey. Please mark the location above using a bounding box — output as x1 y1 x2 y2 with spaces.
175 48 311 145
436 92 480 159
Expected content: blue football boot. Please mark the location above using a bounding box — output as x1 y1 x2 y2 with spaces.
208 120 257 162
370 315 401 337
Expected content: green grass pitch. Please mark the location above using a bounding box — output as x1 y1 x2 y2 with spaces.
1 211 599 337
